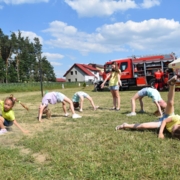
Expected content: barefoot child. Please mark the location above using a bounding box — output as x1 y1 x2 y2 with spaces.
101 61 121 111
38 91 82 122
116 75 180 140
72 91 99 112
126 87 167 117
0 95 29 135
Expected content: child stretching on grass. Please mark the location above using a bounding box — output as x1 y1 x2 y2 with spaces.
72 91 99 112
38 92 82 122
116 75 180 140
126 87 167 117
0 95 29 135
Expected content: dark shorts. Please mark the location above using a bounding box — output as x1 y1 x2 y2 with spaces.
155 79 162 83
4 119 14 126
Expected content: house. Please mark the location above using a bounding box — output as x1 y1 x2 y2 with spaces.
56 78 66 82
63 63 103 83
88 63 104 72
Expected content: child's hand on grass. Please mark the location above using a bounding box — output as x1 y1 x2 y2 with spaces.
158 133 164 139
23 130 29 134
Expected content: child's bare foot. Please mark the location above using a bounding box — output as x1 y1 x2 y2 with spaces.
115 123 127 130
94 106 99 110
167 75 177 85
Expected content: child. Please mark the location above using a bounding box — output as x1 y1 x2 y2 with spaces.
126 87 167 117
72 91 99 112
101 61 121 111
116 75 180 140
38 92 82 122
0 95 29 135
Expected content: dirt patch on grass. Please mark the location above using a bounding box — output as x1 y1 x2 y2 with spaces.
32 152 48 164
18 146 49 164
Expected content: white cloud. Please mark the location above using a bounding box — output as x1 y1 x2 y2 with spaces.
65 0 137 17
42 52 64 61
66 54 76 60
43 21 77 36
0 0 49 5
43 18 180 55
42 52 64 66
55 71 65 77
140 0 160 9
16 31 43 44
64 0 161 17
50 62 62 66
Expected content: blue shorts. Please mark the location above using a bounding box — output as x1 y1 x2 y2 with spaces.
109 85 119 90
72 92 89 102
157 114 169 128
56 92 66 102
138 88 148 97
4 119 14 127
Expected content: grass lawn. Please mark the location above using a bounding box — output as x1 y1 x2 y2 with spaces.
1 86 180 180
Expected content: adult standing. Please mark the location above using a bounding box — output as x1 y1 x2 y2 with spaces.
154 69 162 90
163 69 169 90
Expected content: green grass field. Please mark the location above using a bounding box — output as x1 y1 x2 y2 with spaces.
1 86 180 180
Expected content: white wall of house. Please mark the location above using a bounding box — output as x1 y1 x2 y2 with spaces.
84 75 94 82
90 71 103 81
65 66 83 82
65 66 102 82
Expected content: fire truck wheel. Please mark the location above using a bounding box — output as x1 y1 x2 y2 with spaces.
149 78 155 88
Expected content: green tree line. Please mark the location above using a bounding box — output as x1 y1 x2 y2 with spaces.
0 29 56 83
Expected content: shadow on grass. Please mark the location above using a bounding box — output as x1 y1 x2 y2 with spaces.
119 127 172 138
121 111 159 118
51 115 68 118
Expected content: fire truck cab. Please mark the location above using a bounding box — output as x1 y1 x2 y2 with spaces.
99 53 175 90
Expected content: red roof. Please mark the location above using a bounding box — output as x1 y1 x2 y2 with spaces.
56 78 66 82
63 63 100 77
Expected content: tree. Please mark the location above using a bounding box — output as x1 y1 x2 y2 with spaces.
0 29 5 82
8 60 18 83
34 37 43 96
0 29 56 83
0 57 5 83
1 35 12 83
41 56 56 82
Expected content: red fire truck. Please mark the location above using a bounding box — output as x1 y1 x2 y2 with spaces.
97 53 176 91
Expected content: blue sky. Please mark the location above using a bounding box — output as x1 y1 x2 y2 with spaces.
0 0 180 78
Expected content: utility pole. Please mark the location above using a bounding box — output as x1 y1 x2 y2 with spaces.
38 55 43 97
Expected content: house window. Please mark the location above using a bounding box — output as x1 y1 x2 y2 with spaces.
94 72 97 75
75 78 77 82
75 71 77 75
68 79 71 82
71 71 73 75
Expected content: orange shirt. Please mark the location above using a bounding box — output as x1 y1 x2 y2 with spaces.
154 72 161 79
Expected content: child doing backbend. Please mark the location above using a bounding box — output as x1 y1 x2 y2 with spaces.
116 75 180 140
0 95 29 135
126 87 166 117
72 91 99 112
38 92 82 122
